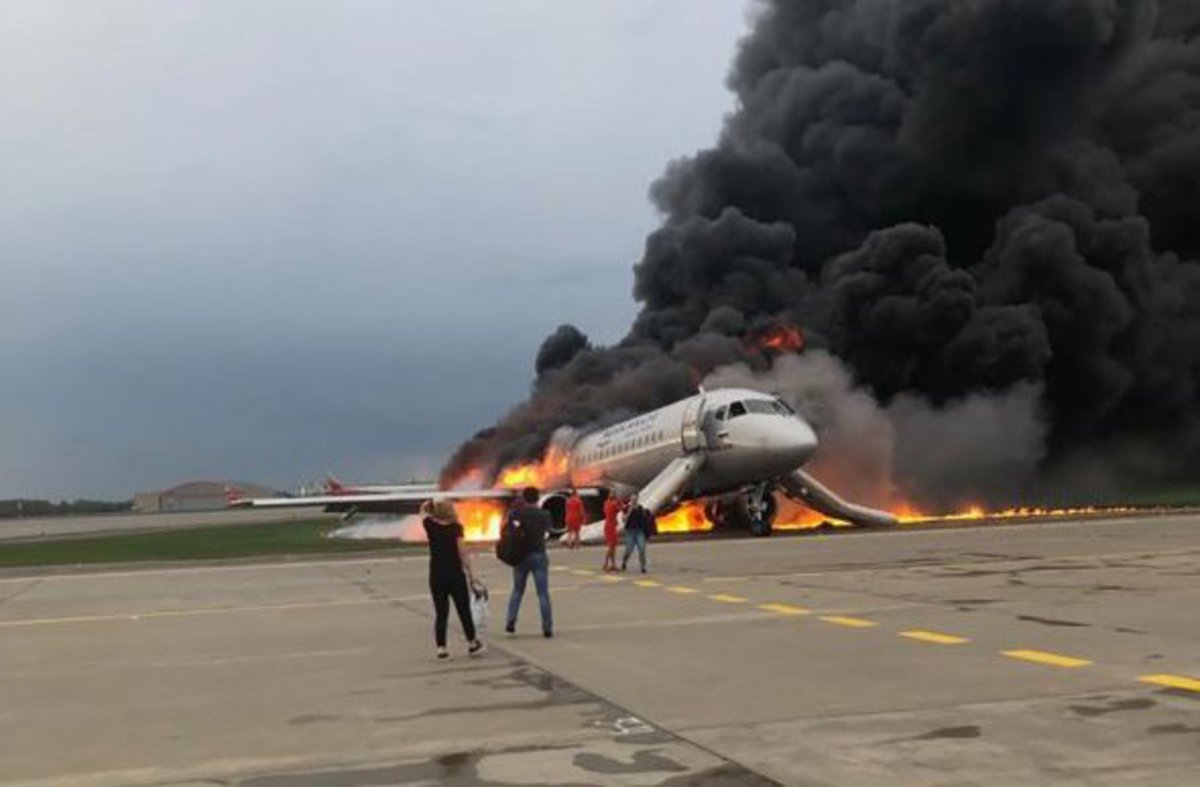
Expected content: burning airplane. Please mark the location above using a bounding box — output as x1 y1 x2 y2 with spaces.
231 383 896 540
243 0 1200 530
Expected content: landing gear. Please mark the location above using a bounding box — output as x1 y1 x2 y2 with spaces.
745 483 777 537
704 486 778 536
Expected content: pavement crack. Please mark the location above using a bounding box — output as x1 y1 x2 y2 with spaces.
0 577 42 606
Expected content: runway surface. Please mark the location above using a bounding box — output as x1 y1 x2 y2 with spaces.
2 513 1198 785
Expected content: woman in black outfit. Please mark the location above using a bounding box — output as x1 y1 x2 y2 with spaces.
421 499 485 660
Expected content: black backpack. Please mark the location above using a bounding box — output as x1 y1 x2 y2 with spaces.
495 512 530 566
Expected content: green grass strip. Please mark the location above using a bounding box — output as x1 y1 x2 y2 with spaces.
0 520 408 568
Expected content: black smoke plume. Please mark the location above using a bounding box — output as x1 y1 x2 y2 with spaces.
444 0 1200 507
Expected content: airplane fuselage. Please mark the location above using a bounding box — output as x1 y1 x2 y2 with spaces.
566 388 818 503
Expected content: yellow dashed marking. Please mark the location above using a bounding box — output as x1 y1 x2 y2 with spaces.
1139 674 1200 693
1002 649 1092 668
666 586 700 595
758 603 810 616
551 566 571 573
900 630 969 645
572 569 594 575
709 594 748 603
600 575 624 583
634 580 662 588
819 615 878 628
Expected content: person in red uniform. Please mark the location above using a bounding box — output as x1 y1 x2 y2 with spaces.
564 488 585 549
601 492 623 571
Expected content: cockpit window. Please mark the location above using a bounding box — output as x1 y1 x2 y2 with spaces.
745 400 776 415
728 401 747 418
714 405 728 421
774 398 796 415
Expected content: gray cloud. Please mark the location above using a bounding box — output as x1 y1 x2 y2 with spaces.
0 1 748 498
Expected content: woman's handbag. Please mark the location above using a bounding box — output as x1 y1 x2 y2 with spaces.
470 579 490 632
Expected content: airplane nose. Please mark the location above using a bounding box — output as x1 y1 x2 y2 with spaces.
780 418 818 465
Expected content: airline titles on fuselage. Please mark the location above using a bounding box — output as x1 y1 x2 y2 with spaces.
578 412 672 468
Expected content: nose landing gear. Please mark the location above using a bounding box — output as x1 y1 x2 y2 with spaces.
704 484 778 536
745 482 777 537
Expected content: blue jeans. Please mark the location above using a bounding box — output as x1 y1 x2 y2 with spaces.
507 550 552 633
622 528 647 571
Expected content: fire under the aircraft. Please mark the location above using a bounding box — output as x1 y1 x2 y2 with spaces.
447 452 1141 543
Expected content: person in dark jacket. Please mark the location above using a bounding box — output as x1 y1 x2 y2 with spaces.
504 486 554 638
421 499 485 660
621 494 654 574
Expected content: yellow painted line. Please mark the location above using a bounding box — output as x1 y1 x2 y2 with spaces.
900 630 969 645
1002 649 1092 668
572 569 594 575
759 603 810 616
634 579 662 588
600 575 624 583
666 586 700 595
819 615 878 628
709 594 748 603
551 566 571 573
1139 674 1200 693
0 598 392 628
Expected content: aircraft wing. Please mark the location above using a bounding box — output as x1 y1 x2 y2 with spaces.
229 488 516 516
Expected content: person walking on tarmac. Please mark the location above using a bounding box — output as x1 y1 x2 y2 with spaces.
564 487 585 549
621 494 654 574
602 492 624 571
420 499 485 661
505 486 554 638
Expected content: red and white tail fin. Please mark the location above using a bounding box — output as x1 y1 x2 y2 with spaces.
326 475 347 494
224 485 243 505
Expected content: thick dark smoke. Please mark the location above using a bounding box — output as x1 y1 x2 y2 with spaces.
444 0 1200 507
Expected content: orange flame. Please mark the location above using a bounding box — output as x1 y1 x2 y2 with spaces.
746 324 805 354
652 497 1139 536
655 502 711 533
443 448 572 542
452 500 508 542
496 447 570 489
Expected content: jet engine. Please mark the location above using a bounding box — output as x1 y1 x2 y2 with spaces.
538 493 568 535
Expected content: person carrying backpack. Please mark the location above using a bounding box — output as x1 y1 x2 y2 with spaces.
503 486 554 638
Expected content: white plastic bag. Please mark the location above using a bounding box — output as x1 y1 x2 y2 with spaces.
470 579 490 632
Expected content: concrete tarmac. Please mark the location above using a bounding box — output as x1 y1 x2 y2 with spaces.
2 513 1198 785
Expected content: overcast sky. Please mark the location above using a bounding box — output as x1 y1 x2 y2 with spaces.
0 1 751 499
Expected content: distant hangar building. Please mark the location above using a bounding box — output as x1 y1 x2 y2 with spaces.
133 481 278 513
